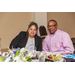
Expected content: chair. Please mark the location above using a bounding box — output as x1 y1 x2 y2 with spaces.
71 38 75 54
39 25 47 40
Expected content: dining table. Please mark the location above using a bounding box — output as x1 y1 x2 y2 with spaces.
1 48 8 53
0 48 75 62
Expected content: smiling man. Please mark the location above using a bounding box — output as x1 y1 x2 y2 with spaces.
42 20 74 54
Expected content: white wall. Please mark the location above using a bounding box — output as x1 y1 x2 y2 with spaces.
33 12 47 36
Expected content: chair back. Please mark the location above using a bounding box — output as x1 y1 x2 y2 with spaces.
71 38 75 44
71 38 75 54
39 25 47 36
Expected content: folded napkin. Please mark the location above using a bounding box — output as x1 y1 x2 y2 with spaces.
63 54 75 58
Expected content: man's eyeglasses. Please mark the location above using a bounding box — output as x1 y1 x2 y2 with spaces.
47 24 57 28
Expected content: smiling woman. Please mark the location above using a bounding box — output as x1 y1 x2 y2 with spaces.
9 22 42 51
27 22 38 39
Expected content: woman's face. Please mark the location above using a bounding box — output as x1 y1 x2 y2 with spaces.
28 25 37 38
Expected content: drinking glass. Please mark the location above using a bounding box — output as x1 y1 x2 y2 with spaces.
34 47 37 51
38 52 45 62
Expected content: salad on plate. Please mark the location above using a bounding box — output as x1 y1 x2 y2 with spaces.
45 53 63 62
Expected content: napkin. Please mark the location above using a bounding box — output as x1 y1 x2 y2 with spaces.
63 54 75 58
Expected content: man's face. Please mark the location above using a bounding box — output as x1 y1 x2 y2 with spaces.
48 21 58 34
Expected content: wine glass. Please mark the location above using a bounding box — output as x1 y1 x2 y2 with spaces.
31 47 37 57
34 47 37 51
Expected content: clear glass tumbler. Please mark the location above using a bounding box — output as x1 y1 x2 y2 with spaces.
38 52 45 62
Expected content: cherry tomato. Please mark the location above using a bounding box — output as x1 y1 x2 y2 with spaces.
50 56 53 59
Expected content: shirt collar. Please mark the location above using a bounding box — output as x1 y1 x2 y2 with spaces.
49 29 58 37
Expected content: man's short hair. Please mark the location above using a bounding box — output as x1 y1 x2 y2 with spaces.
48 19 57 25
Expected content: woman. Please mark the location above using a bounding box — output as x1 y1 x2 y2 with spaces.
9 22 42 51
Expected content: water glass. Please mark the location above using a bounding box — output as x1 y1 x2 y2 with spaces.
38 52 45 62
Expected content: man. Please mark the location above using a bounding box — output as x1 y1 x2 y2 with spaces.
42 20 74 54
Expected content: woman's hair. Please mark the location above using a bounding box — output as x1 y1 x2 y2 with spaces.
26 22 38 38
28 21 38 30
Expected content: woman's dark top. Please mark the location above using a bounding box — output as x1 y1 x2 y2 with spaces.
9 31 42 51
